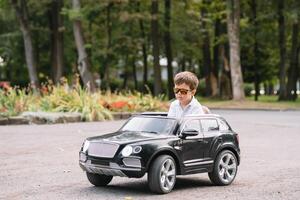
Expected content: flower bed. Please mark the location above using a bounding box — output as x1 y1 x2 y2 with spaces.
0 82 168 121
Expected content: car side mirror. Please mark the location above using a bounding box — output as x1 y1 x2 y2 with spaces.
181 129 199 138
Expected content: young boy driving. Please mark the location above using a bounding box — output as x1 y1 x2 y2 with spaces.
168 71 209 118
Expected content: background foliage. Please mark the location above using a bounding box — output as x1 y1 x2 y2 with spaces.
0 0 299 105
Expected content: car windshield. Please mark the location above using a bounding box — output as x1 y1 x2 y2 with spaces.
121 116 176 135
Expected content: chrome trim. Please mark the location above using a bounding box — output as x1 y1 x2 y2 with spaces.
184 160 213 167
79 160 141 177
184 158 204 164
86 165 126 177
123 158 141 168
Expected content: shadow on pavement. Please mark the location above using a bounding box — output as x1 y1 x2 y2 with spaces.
78 176 214 196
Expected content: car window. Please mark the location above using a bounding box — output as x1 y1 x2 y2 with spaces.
201 119 219 132
219 119 230 131
182 119 201 132
121 117 176 135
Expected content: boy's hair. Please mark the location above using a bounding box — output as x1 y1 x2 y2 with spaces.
174 71 199 90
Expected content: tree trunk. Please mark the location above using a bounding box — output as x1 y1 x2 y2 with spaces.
278 0 287 100
5 58 12 81
11 0 39 88
102 2 113 89
123 54 129 89
72 0 96 92
136 1 148 92
181 57 186 72
226 0 245 100
132 56 138 90
164 0 174 99
151 0 162 96
287 19 299 100
213 18 221 97
250 0 260 101
200 5 212 97
49 0 64 84
220 44 232 99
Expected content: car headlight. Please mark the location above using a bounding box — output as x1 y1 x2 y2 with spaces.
82 140 90 152
121 145 133 157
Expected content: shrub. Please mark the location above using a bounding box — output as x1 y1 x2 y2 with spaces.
0 79 169 121
244 83 254 97
0 87 37 117
39 82 112 121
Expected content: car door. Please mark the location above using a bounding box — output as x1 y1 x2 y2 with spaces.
180 119 206 171
201 118 221 161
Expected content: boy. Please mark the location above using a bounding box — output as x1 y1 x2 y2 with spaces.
168 71 209 118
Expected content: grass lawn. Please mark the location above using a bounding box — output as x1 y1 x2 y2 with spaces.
197 95 300 110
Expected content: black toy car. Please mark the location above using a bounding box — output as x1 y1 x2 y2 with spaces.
79 112 240 194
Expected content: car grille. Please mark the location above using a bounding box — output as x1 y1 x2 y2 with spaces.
88 142 119 158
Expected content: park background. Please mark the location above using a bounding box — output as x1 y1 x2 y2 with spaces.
0 0 299 121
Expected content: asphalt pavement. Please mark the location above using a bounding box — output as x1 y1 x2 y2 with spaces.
0 110 300 200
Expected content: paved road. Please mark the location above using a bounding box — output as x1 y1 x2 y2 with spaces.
0 110 300 200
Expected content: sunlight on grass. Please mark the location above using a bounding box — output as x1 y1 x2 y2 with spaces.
198 95 300 109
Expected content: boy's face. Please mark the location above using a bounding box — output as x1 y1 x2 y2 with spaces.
174 83 196 106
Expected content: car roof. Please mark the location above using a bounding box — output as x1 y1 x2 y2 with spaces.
140 112 168 116
138 112 222 120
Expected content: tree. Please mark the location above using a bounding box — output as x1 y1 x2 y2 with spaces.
164 0 174 99
72 0 96 92
250 0 260 101
101 1 113 89
212 18 221 98
49 0 64 84
227 0 245 100
277 0 287 101
151 0 162 96
11 0 39 88
286 5 299 101
135 1 149 92
200 1 213 97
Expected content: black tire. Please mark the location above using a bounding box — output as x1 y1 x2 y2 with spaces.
148 155 177 194
86 172 113 187
209 150 238 186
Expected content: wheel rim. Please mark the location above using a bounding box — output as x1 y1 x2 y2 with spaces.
218 153 237 184
159 158 176 191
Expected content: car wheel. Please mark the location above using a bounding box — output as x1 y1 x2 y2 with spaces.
86 172 113 186
209 150 238 186
148 155 176 194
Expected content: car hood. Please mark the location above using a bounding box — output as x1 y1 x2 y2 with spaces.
88 131 173 144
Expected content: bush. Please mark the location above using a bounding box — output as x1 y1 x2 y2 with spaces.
0 79 169 121
0 87 38 117
39 82 113 121
244 83 254 97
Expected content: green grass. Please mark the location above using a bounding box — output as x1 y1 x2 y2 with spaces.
197 95 300 110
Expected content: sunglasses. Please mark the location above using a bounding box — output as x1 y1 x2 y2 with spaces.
173 88 191 95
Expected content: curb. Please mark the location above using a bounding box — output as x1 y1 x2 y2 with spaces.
1 108 299 126
0 112 135 126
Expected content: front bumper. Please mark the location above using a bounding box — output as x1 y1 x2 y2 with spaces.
79 152 145 178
